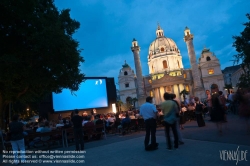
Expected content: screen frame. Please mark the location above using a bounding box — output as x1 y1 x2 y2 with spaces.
52 77 109 113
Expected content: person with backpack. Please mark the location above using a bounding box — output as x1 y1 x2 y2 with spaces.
194 97 206 127
211 84 225 133
170 94 184 145
161 93 179 151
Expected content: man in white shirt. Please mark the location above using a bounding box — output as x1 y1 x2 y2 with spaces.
140 96 158 151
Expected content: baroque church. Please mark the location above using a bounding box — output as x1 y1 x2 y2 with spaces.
118 24 225 107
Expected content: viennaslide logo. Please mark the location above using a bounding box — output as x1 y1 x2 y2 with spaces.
220 146 248 165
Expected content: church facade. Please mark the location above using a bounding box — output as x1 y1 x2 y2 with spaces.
118 24 225 106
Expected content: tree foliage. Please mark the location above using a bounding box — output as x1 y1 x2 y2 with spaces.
179 89 189 101
116 100 123 112
0 0 85 127
132 97 138 108
223 84 233 94
233 13 250 88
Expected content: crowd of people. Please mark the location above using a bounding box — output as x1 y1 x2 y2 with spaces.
4 86 250 163
139 85 250 151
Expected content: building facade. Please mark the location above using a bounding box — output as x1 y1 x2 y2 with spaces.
222 65 241 85
118 24 225 106
118 62 139 107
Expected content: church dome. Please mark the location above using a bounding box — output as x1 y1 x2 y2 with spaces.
149 37 179 54
148 24 180 58
147 23 183 74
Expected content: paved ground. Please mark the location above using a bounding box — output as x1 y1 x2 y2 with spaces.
1 114 250 166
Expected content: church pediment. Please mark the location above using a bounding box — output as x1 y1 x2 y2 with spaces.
152 75 186 87
199 61 220 68
119 77 135 83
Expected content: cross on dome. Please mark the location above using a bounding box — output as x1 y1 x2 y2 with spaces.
156 22 164 38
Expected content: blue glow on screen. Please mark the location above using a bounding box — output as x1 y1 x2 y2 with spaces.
53 78 108 112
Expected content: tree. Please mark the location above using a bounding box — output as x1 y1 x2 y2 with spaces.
132 97 138 108
233 13 250 89
224 84 233 94
0 0 85 128
116 100 123 113
179 89 189 102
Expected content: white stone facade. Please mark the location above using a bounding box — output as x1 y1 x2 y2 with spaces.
118 63 138 106
118 24 225 105
199 48 225 94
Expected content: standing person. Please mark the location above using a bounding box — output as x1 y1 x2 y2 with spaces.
161 93 179 151
211 85 224 133
170 94 184 145
140 96 158 151
218 91 227 122
228 91 236 114
71 111 75 120
9 114 25 164
238 89 250 133
205 90 213 121
71 109 84 150
194 97 206 127
58 114 62 121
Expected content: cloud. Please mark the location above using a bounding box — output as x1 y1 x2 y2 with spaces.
54 0 250 84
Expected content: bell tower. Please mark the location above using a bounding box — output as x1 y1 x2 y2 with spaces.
131 38 146 105
184 27 205 99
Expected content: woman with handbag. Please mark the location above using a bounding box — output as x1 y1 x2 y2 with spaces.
9 114 26 165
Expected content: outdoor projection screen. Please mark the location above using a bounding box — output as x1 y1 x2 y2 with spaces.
52 77 108 112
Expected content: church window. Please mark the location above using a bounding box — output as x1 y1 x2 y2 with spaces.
126 97 132 104
177 60 180 68
183 73 187 78
134 43 136 47
150 91 153 97
125 83 129 88
208 69 214 75
187 32 190 35
124 71 128 75
161 47 164 52
163 60 168 69
206 56 211 61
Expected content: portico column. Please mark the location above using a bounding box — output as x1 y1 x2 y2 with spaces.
153 88 157 104
177 84 180 95
158 87 161 103
189 84 192 96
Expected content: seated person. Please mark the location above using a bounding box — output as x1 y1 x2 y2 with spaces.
24 123 33 134
62 119 72 128
95 115 104 126
84 116 95 138
40 121 52 142
56 120 64 128
49 120 57 130
129 112 135 119
94 115 104 139
29 122 46 147
36 122 45 132
82 116 89 126
118 113 131 129
107 115 116 124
